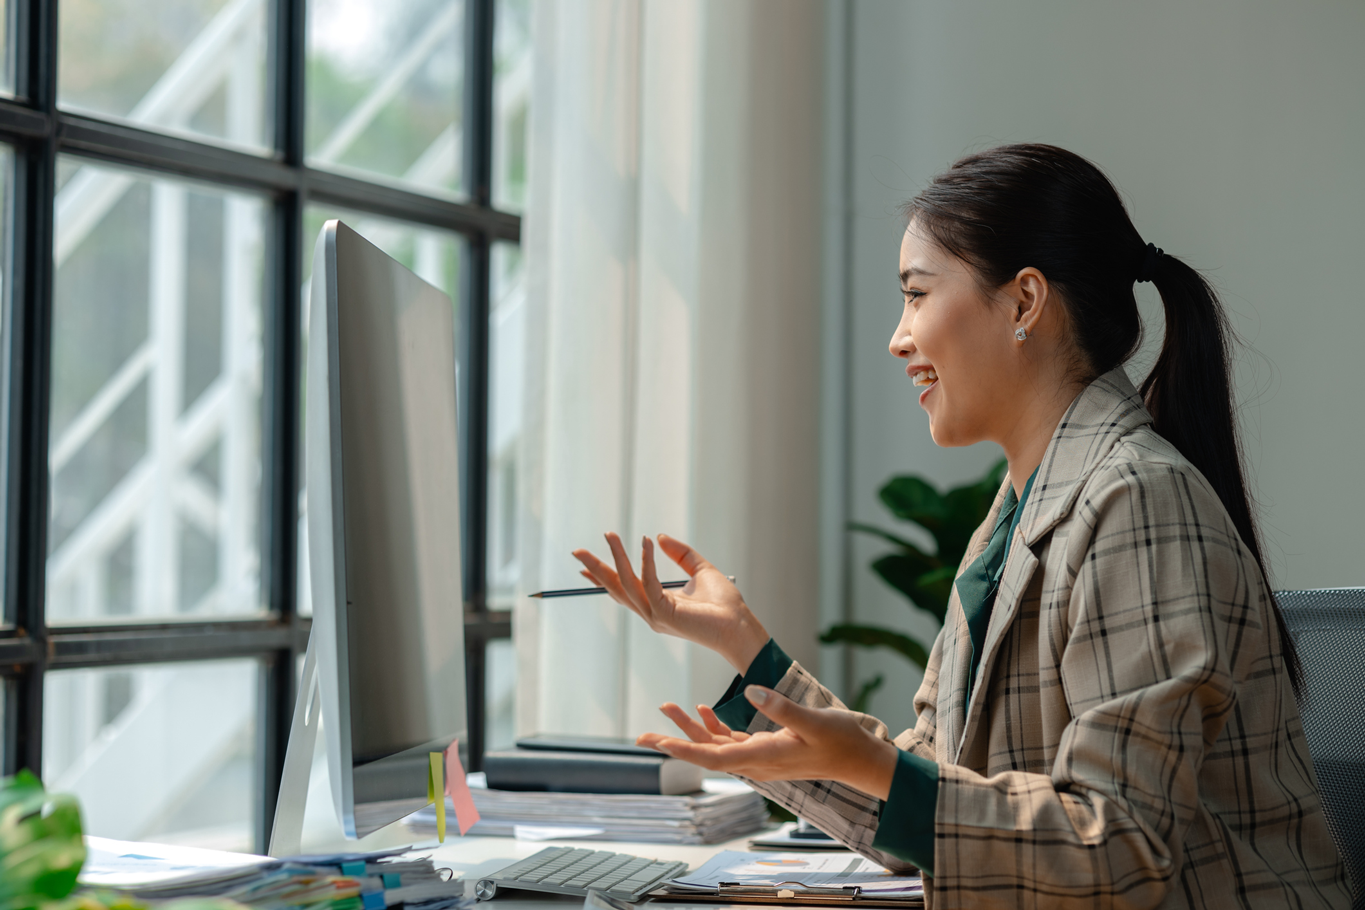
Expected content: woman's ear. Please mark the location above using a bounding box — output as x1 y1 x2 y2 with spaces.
1009 267 1050 337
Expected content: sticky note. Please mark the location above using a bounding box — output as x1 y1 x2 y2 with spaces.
428 752 446 842
381 873 401 889
444 739 481 836
341 861 367 877
362 891 386 910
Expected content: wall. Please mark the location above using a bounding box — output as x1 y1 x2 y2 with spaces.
835 0 1365 731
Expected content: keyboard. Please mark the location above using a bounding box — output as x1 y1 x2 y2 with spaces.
474 846 689 902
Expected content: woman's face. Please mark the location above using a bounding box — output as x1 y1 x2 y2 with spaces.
889 225 1022 448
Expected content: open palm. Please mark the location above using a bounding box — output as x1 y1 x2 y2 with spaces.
637 691 897 799
572 533 770 673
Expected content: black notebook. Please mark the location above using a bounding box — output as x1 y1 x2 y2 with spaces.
483 735 704 794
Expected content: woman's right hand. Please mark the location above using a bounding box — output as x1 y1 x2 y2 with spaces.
571 533 770 674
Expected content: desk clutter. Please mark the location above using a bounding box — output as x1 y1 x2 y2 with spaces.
79 838 472 910
655 850 923 906
407 737 768 845
409 777 769 844
474 847 924 907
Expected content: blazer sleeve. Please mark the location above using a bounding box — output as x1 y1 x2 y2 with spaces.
928 459 1250 909
735 626 946 874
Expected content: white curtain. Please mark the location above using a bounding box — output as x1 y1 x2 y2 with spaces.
515 0 828 740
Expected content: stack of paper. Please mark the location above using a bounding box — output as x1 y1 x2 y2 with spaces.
408 778 769 844
80 837 472 910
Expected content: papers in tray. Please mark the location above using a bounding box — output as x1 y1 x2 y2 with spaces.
665 851 922 898
408 777 769 844
80 837 471 910
81 837 277 893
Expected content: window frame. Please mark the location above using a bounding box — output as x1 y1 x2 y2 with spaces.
0 0 513 851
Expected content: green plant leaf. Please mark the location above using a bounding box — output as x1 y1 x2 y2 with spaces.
818 624 930 669
0 770 86 910
850 674 885 714
878 476 948 535
822 458 1005 685
912 565 958 624
932 459 1008 565
870 554 948 621
848 524 941 573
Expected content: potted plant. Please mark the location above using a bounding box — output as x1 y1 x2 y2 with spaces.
821 459 1006 712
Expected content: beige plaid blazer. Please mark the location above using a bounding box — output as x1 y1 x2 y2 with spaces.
746 369 1351 909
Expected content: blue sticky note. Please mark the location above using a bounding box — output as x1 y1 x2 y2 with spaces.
362 891 386 910
342 861 368 877
382 873 401 889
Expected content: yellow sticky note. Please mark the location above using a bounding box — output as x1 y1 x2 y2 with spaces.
429 752 446 842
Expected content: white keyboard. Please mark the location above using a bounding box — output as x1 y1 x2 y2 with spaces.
474 846 689 902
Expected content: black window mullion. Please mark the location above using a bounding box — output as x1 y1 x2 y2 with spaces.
459 0 495 774
256 185 303 851
270 0 306 169
464 0 495 209
460 232 492 773
2 0 58 778
254 192 304 850
256 0 308 852
47 620 311 668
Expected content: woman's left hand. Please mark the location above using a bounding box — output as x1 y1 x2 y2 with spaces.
637 687 900 800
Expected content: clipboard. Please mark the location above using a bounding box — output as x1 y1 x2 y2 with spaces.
654 850 924 907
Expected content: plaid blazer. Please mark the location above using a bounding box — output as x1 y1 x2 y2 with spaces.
746 369 1351 909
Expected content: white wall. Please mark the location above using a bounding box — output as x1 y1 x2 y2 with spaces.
835 0 1365 732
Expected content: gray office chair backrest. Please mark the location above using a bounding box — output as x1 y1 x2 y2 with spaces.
1277 588 1365 906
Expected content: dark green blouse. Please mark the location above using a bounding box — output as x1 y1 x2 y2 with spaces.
714 470 1037 877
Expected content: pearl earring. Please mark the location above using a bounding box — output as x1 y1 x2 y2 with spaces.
1014 327 1028 341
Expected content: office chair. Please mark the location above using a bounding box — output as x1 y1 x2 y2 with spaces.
1277 588 1365 907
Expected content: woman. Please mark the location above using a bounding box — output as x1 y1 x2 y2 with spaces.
572 145 1351 909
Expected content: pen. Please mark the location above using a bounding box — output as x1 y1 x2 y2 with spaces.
529 576 735 599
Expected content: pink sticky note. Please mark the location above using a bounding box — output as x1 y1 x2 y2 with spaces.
444 740 481 836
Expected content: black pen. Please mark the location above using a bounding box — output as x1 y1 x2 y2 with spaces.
529 576 735 599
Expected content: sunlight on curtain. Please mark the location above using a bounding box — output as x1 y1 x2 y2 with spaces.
517 0 826 741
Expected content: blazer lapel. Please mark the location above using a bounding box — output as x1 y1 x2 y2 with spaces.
956 541 1039 760
949 366 1154 764
936 479 1008 763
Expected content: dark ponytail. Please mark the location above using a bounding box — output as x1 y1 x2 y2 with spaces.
905 144 1301 691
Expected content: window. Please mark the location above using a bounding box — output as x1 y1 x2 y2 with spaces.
0 0 519 852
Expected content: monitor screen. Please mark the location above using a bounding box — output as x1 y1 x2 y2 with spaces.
306 219 468 838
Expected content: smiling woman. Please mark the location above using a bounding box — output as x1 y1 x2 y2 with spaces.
890 232 1080 465
574 145 1352 909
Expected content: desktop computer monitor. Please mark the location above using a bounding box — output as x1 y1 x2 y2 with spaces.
271 219 468 853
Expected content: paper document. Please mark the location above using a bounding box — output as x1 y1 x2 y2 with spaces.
512 825 607 841
80 837 470 910
669 851 922 894
81 836 274 889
